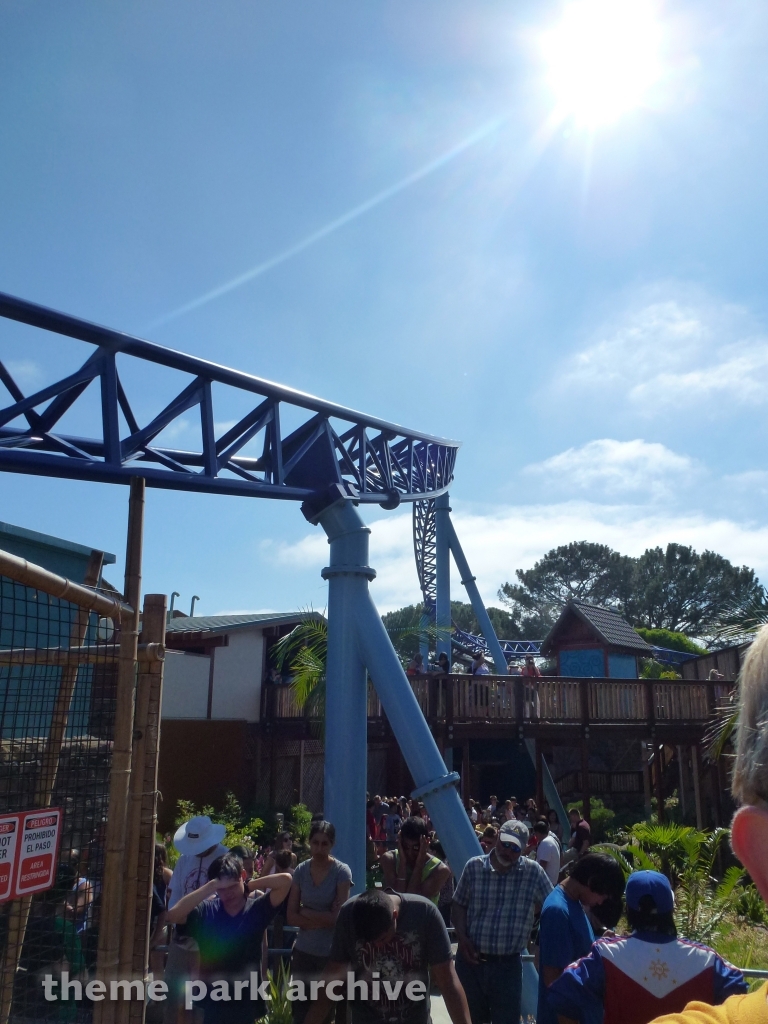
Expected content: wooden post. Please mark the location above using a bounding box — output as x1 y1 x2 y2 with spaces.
641 741 652 818
0 550 104 1024
677 745 687 820
461 744 471 805
95 478 144 1024
581 738 591 825
691 743 704 829
535 739 545 811
580 680 591 824
654 744 665 823
118 594 166 1024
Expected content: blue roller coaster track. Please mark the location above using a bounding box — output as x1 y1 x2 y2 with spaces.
412 502 699 668
0 292 458 506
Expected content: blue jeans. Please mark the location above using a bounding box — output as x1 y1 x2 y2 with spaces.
455 952 523 1024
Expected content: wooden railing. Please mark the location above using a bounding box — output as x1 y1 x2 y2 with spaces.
263 674 734 727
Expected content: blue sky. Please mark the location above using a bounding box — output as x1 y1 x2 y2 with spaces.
2 1 768 619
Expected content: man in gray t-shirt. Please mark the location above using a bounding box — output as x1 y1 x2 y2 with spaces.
302 890 471 1024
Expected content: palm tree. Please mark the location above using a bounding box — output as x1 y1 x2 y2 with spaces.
272 614 450 728
595 822 745 944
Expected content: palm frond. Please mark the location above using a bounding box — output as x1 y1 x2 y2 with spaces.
704 688 739 762
711 589 768 646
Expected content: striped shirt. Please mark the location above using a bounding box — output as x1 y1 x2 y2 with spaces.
453 852 553 955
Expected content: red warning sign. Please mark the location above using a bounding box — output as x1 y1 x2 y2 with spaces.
0 815 19 901
0 808 63 903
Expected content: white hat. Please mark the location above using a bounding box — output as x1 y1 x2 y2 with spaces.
174 815 226 856
498 820 529 851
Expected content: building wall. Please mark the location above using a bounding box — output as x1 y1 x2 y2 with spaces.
157 719 250 832
560 648 604 676
608 653 638 678
161 650 211 718
210 630 264 721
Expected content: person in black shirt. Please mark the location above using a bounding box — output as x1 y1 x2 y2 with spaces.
166 853 292 1024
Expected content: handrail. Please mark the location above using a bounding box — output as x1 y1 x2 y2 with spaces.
263 674 735 726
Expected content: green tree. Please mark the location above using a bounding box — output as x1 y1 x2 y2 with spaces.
627 544 762 635
498 541 635 635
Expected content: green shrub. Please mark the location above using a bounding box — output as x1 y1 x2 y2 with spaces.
171 793 264 852
635 628 707 655
567 797 615 842
288 804 312 844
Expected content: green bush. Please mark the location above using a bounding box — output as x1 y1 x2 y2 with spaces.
567 797 615 842
635 628 707 655
288 804 313 844
172 793 265 852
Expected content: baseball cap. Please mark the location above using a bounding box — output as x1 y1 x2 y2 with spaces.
498 820 529 851
626 870 674 914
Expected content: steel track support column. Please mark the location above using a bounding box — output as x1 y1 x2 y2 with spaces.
313 498 371 895
445 516 506 674
435 494 451 664
446 514 569 835
306 491 482 877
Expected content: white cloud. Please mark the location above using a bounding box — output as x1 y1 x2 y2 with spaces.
558 290 768 410
4 360 40 387
524 438 698 499
724 470 768 496
262 499 768 615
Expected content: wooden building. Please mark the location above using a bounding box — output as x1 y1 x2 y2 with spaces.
541 600 653 677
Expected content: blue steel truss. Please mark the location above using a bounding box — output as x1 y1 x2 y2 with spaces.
0 293 458 505
452 627 542 658
413 499 437 615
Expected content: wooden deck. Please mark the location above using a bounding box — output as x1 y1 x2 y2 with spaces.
263 673 733 739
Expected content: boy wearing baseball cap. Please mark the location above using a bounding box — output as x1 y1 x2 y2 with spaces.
547 870 746 1024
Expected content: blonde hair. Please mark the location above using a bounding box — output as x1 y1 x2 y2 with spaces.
732 625 768 806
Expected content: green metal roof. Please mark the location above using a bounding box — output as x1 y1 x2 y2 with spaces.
165 611 324 636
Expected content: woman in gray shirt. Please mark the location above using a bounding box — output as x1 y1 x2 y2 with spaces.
288 820 352 1024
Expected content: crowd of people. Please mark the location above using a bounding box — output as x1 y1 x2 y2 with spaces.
143 625 768 1024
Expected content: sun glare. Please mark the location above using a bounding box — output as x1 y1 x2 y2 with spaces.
543 0 663 128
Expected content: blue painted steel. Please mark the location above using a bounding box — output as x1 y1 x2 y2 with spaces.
445 628 543 658
445 515 507 675
652 646 699 666
435 494 451 662
413 499 436 661
0 292 458 505
307 496 483 878
355 591 483 874
312 497 372 895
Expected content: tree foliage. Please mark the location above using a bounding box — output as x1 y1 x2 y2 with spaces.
595 823 746 944
634 628 707 655
381 601 519 659
498 540 763 638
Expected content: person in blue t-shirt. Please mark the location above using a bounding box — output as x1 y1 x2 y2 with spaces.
167 852 293 1024
537 853 625 1024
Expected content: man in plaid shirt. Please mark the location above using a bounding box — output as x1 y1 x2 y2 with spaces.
452 820 553 1024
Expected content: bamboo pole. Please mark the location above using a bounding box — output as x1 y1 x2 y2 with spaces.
128 595 167 1024
119 595 166 1024
0 548 129 619
95 478 145 1024
0 643 163 666
0 549 105 1024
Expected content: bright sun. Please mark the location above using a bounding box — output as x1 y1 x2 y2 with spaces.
542 0 663 128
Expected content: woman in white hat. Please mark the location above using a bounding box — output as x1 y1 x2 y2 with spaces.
163 816 228 1024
